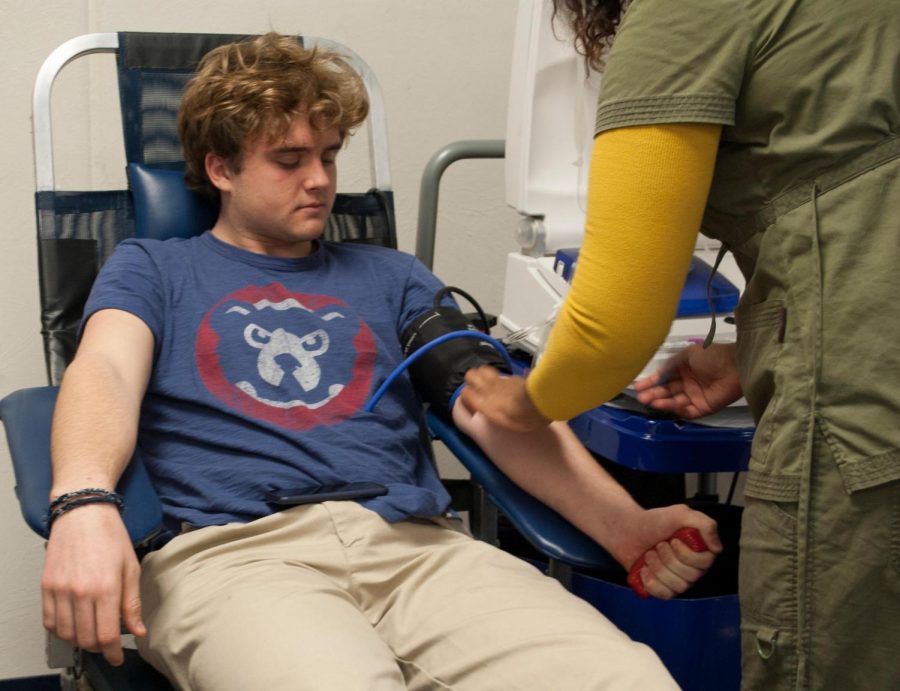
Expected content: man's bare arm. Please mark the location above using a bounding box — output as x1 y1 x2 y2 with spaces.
42 309 154 665
451 400 722 599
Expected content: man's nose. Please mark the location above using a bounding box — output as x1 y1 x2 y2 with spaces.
303 160 331 189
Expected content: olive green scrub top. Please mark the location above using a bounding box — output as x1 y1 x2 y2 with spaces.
594 0 900 500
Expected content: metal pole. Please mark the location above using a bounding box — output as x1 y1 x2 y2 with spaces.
415 139 505 269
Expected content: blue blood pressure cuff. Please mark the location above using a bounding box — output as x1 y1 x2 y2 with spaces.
400 306 511 414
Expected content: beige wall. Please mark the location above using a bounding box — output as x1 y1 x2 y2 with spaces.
0 0 520 678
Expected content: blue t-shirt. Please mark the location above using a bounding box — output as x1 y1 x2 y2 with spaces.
83 231 453 530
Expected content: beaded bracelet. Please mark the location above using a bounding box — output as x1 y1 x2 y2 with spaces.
45 488 125 532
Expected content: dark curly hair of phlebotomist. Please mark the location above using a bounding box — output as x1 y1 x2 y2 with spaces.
552 0 628 71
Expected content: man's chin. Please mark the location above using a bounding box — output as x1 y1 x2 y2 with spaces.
290 222 326 241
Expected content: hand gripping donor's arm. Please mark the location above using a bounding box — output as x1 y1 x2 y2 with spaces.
400 300 511 415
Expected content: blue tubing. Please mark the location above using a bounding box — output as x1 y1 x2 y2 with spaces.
364 330 515 413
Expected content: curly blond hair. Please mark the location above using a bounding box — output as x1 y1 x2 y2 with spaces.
178 33 369 198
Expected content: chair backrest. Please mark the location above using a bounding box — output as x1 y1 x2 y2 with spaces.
34 32 396 385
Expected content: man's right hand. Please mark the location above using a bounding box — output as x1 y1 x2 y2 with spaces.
41 503 146 666
633 342 743 419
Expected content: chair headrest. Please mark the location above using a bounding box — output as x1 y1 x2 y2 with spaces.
127 162 219 241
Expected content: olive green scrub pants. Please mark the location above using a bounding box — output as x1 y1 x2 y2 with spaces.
739 428 900 690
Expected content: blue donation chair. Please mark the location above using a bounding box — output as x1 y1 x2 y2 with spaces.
1 31 397 690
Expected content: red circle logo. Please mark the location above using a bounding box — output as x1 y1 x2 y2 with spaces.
196 283 375 430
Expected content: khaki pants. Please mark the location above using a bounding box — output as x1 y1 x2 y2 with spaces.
136 501 676 690
739 429 900 690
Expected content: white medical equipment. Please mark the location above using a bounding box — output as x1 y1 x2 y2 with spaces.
500 0 745 382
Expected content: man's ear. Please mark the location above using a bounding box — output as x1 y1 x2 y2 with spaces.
205 153 234 193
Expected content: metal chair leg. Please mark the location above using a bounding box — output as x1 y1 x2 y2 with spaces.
548 558 573 589
470 484 500 547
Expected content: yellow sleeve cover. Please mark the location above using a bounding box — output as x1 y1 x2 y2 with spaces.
526 123 721 421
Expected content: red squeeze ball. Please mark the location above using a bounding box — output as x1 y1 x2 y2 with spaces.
627 527 709 599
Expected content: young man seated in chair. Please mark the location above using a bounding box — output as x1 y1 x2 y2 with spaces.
40 33 720 690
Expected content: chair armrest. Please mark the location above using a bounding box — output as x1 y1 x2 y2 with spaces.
0 386 163 544
425 409 618 572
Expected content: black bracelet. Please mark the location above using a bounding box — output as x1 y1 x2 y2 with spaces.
46 491 125 532
48 487 121 513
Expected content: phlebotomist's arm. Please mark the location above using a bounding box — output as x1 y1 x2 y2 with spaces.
461 123 721 427
529 123 721 419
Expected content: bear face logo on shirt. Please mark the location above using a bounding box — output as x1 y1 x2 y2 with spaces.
196 283 375 430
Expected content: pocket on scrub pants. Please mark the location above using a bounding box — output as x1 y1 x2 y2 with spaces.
739 495 800 687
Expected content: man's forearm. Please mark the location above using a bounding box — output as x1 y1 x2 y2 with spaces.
451 402 643 566
50 353 143 496
50 309 154 498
